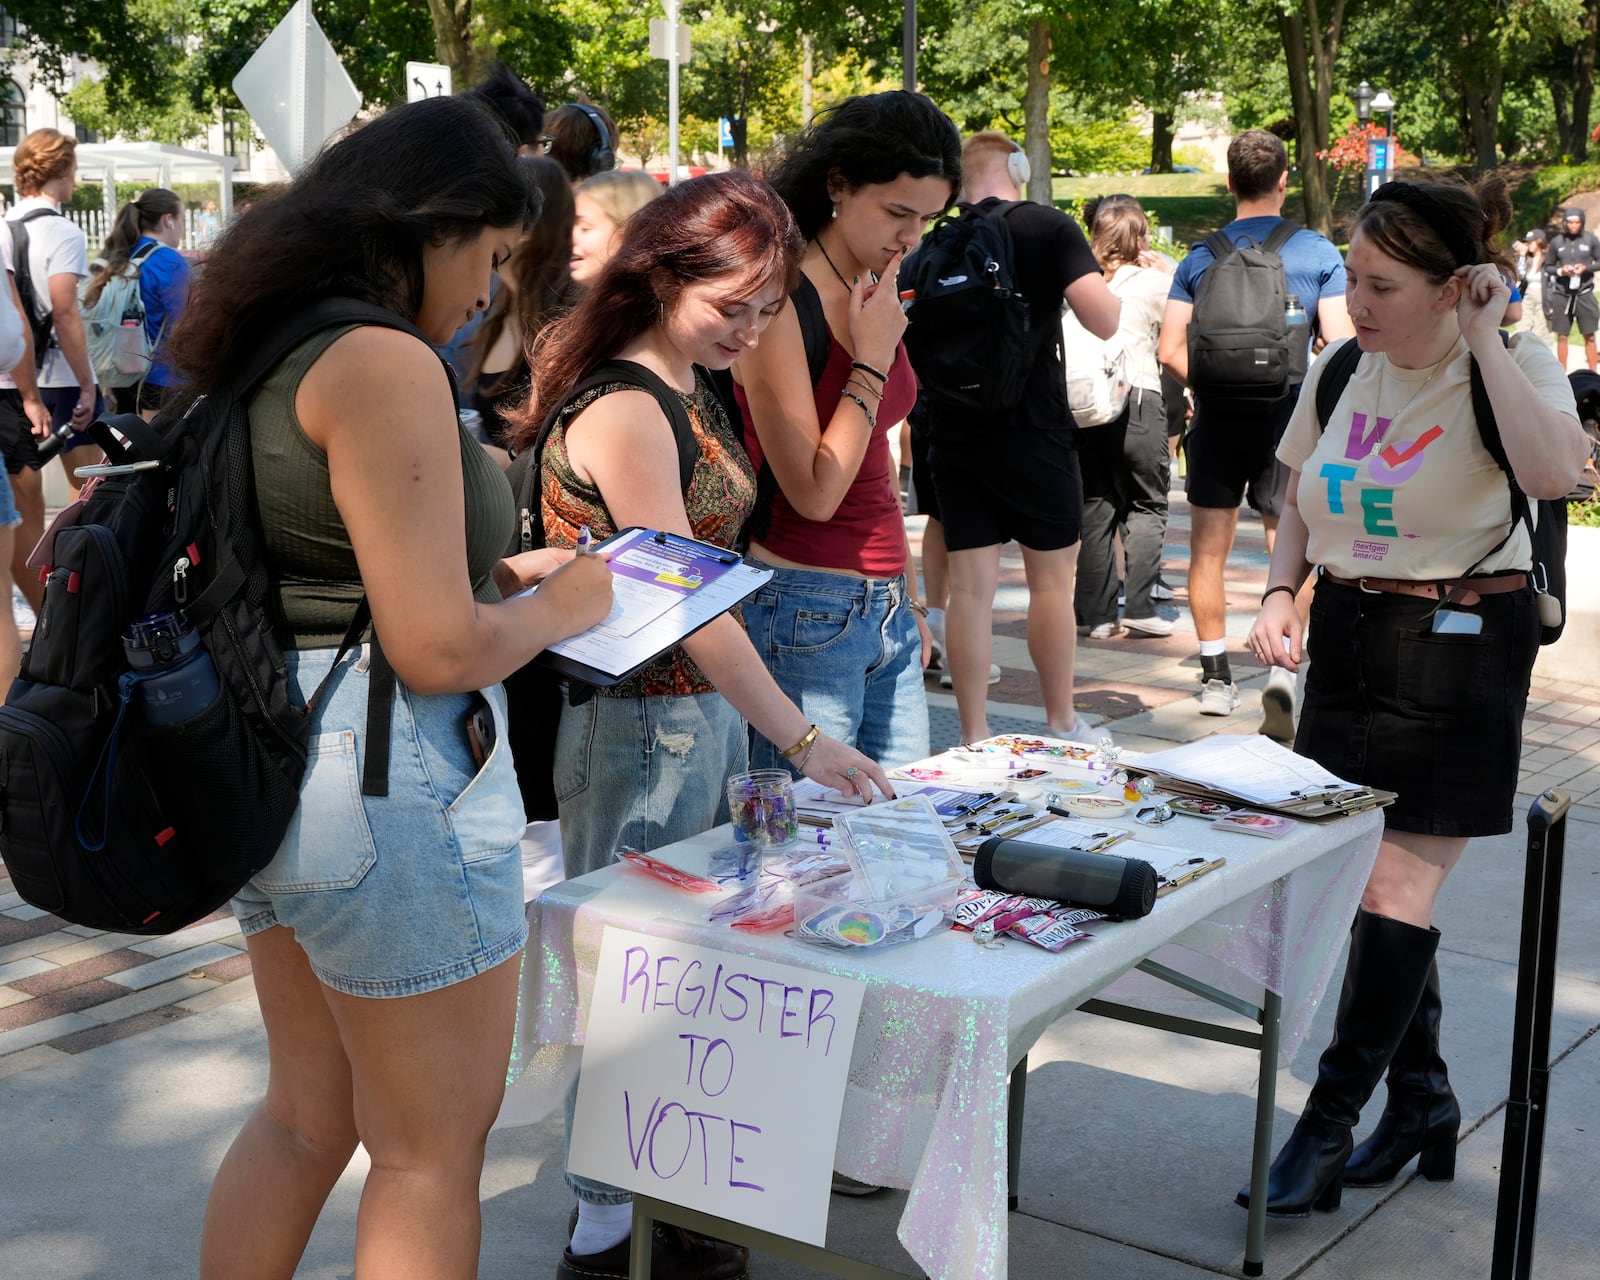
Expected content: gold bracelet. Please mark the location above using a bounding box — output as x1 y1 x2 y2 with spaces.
779 723 820 760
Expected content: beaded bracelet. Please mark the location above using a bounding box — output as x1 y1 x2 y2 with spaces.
850 359 889 383
795 738 818 771
1261 584 1298 605
780 723 820 760
840 389 878 429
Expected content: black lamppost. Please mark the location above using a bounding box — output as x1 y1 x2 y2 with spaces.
1354 81 1395 199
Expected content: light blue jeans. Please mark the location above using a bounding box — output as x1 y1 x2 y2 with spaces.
742 563 929 773
553 686 747 1203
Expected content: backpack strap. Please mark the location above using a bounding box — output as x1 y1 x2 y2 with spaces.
1261 220 1302 255
1313 337 1365 431
1202 230 1239 263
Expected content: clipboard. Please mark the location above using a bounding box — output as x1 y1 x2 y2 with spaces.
1124 771 1396 821
531 526 772 686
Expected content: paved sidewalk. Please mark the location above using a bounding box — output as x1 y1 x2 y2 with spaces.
3 493 1598 1278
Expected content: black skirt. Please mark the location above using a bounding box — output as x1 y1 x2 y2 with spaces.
1296 577 1540 837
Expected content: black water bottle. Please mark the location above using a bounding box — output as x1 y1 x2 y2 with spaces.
32 420 76 463
974 836 1158 919
123 611 221 727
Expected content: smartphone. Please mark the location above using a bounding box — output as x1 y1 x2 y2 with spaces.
465 704 494 769
1432 609 1484 635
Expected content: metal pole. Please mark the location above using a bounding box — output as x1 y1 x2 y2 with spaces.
902 0 916 91
667 0 680 185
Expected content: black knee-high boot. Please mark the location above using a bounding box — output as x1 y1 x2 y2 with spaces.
1342 956 1459 1186
1236 909 1441 1217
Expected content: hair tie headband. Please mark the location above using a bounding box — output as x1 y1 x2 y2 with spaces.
1369 181 1480 270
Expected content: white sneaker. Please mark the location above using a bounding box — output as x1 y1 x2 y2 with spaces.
1261 670 1296 743
1123 615 1175 638
1152 578 1176 601
1086 622 1122 640
940 664 1001 688
1054 716 1113 749
1198 679 1240 716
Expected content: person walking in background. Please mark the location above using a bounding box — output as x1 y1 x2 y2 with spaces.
1159 129 1353 731
507 169 889 1280
918 130 1121 745
83 188 191 418
0 128 99 612
545 101 619 183
463 157 580 447
568 169 663 288
1514 229 1559 351
1072 193 1177 640
1243 176 1586 1219
734 91 960 772
465 60 548 157
182 96 613 1279
1542 206 1600 369
0 247 26 699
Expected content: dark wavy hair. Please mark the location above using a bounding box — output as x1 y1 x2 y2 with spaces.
167 96 534 393
1352 174 1513 284
466 155 580 394
766 91 961 239
509 169 803 450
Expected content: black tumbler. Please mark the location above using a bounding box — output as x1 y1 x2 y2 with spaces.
974 837 1158 919
32 420 76 463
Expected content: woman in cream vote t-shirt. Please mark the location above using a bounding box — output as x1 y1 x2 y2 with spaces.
1240 176 1588 1223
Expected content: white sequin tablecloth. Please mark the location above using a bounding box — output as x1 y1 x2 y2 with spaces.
500 792 1381 1280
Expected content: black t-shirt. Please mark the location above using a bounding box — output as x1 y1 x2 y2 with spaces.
927 197 1101 437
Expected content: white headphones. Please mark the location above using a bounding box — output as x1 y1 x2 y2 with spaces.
1007 149 1031 189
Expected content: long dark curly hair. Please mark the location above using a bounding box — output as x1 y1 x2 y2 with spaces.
167 96 535 393
765 91 961 240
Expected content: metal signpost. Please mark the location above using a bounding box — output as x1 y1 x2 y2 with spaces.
232 0 360 174
405 61 452 103
649 2 691 183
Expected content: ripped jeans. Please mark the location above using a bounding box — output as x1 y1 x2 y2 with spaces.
553 688 748 881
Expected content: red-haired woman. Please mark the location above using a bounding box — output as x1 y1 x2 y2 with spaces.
506 169 890 1280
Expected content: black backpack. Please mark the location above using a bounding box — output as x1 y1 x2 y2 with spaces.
900 201 1033 416
1186 219 1306 406
0 299 431 933
502 360 708 822
10 208 65 370
1314 336 1568 644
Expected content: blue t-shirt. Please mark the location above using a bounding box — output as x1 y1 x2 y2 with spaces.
133 236 190 388
1169 216 1347 327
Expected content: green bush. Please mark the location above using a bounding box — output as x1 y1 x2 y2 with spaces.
1510 164 1600 234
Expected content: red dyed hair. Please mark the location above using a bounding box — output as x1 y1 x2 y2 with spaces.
509 168 802 450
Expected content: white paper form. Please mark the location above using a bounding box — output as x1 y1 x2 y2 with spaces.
1127 735 1359 806
535 528 772 683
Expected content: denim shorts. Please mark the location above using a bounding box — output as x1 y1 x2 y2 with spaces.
742 563 928 773
232 647 529 997
1297 578 1540 837
0 466 18 530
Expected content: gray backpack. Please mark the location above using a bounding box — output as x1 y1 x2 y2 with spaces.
1186 220 1305 406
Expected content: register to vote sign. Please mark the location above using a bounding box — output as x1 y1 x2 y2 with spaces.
571 926 867 1244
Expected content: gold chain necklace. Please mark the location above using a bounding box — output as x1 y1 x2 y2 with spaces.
1372 340 1457 445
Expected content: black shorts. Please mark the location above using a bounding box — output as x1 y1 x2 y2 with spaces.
110 381 172 416
0 387 101 473
1542 283 1600 337
927 426 1082 552
908 407 940 522
1183 394 1296 516
1296 578 1539 837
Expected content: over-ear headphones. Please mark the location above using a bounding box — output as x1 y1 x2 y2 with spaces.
572 103 615 173
1006 149 1031 190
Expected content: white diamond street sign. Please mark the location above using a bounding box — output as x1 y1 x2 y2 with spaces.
232 0 361 174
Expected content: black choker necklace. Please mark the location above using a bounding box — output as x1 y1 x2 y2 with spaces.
815 236 853 292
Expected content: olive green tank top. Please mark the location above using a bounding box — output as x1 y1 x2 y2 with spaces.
249 325 515 649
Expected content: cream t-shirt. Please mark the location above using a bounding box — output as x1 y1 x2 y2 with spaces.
1107 263 1172 393
1278 333 1576 579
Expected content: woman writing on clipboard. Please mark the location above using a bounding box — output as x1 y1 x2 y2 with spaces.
507 168 890 1280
